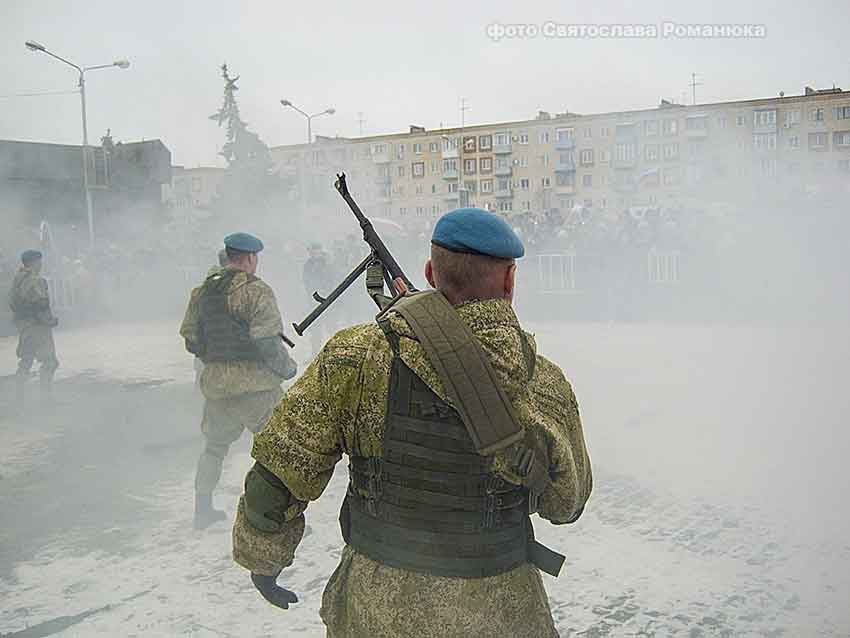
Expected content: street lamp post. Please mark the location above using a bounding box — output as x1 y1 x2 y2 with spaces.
25 40 129 250
279 99 335 144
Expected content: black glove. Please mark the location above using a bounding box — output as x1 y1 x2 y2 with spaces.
251 573 299 610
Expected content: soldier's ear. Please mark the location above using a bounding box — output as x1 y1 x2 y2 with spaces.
504 264 516 300
425 259 436 289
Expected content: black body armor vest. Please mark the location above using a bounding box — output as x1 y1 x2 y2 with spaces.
198 269 262 363
341 357 558 579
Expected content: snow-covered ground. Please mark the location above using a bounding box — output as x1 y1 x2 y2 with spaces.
1 319 848 637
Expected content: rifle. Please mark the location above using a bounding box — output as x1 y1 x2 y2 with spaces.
292 173 417 336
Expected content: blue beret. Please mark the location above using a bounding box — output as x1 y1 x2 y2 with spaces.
21 249 43 264
224 232 264 253
432 208 524 259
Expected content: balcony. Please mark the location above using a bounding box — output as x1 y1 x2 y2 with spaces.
493 142 512 154
441 146 459 159
554 158 576 173
442 169 459 180
554 137 575 151
494 165 512 177
494 187 513 199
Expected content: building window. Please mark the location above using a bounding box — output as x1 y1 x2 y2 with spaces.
464 158 477 174
522 201 531 211
582 174 593 187
412 161 425 177
686 116 708 131
663 167 681 185
399 207 407 216
645 144 659 161
834 131 850 147
398 165 405 177
463 136 477 152
432 184 437 193
555 128 574 143
753 110 777 127
600 197 608 208
600 150 611 163
784 109 801 126
810 107 825 122
788 135 800 149
541 177 550 187
443 158 458 172
518 133 529 145
480 157 493 173
753 133 777 151
541 154 550 166
600 127 610 137
579 149 594 165
717 116 727 129
760 158 777 177
447 182 459 193
538 131 550 143
519 178 529 189
497 178 510 191
430 160 439 174
736 115 746 127
583 127 592 138
662 119 678 136
556 173 575 187
429 142 438 153
494 132 510 146
479 135 492 150
615 142 636 162
397 144 405 159
498 201 513 212
836 106 850 120
495 157 510 170
644 121 658 136
662 143 679 160
481 179 493 193
808 132 828 149
519 156 529 168
413 143 422 154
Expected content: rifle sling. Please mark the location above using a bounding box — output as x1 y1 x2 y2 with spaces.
379 291 524 456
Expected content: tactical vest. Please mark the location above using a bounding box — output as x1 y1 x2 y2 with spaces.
340 291 565 579
9 273 47 321
198 269 262 363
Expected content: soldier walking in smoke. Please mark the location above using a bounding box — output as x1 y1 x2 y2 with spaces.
9 250 59 396
301 241 334 358
232 208 593 637
180 233 297 530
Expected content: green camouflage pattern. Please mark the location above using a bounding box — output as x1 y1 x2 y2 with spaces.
180 269 284 400
233 297 592 637
10 267 58 368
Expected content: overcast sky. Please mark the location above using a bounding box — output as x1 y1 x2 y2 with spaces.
1 0 847 167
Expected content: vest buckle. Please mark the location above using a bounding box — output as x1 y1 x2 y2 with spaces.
366 457 383 516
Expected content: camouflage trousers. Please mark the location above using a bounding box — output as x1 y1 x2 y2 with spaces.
16 322 59 383
195 388 282 496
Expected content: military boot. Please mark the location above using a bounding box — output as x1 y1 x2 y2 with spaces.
193 492 227 530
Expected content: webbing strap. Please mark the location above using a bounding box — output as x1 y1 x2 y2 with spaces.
379 291 524 456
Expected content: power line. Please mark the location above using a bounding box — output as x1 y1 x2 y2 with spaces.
0 88 79 99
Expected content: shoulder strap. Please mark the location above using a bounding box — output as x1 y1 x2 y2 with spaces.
378 290 524 456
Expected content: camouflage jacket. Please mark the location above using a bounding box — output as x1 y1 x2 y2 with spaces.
9 267 53 326
180 269 285 400
233 297 592 637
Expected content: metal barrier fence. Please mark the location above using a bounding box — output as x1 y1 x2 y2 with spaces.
535 252 579 294
647 249 681 284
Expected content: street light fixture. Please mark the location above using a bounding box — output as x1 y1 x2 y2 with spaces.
279 99 335 144
25 40 130 250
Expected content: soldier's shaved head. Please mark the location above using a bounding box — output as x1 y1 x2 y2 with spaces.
427 244 516 306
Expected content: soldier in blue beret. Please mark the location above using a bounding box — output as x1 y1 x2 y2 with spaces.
9 249 59 395
180 232 297 529
233 204 591 637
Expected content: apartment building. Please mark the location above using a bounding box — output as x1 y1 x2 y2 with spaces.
269 86 850 231
165 166 226 211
